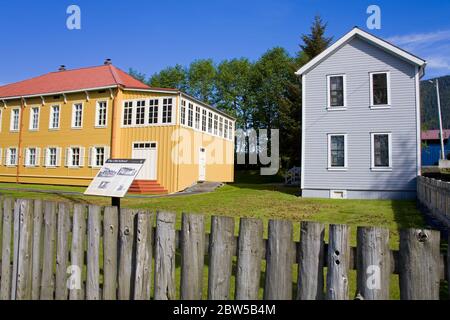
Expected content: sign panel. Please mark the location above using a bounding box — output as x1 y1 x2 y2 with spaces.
84 159 145 197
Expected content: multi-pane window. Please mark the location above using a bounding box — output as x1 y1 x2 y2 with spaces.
96 101 107 127
48 148 57 167
328 134 346 168
162 98 173 124
123 101 133 125
11 109 20 131
328 75 345 108
213 115 218 135
50 105 60 129
195 107 201 130
224 119 229 139
72 103 83 128
187 103 193 127
228 122 233 140
30 107 40 130
149 99 159 124
202 109 207 132
372 133 391 168
8 148 17 166
95 147 105 167
208 112 213 133
180 100 186 125
27 148 37 166
371 72 389 106
219 117 224 137
135 100 146 125
71 147 81 167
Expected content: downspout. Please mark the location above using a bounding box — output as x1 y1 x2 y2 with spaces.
17 97 25 183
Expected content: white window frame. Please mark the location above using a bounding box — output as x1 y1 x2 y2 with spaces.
180 99 186 126
66 146 85 168
25 147 40 167
29 107 40 131
369 71 391 109
327 74 347 110
49 105 60 130
45 147 60 168
89 146 110 168
71 103 84 129
95 100 108 128
371 132 392 171
122 101 134 126
10 108 20 132
7 147 18 166
327 133 348 170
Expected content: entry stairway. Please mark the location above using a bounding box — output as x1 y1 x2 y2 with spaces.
128 180 168 195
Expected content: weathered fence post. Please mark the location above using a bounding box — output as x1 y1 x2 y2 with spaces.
180 213 205 300
297 221 325 300
326 224 350 300
86 205 101 300
356 227 390 300
55 203 70 300
103 206 118 300
13 199 34 300
134 211 153 300
0 198 13 300
208 216 235 300
154 211 176 300
264 219 293 300
69 204 86 300
235 218 264 300
31 199 43 300
40 201 57 300
118 208 137 300
399 229 440 300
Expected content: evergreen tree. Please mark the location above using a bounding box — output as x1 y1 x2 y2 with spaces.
299 15 333 60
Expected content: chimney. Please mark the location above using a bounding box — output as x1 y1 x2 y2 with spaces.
58 65 66 71
104 58 112 65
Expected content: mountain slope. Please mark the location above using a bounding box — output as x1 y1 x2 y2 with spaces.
421 75 450 130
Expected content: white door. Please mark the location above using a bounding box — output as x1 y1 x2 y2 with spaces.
199 147 206 181
132 142 157 180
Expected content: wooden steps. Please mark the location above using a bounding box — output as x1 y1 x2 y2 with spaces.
128 180 168 194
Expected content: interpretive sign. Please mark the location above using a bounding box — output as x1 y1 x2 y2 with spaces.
84 159 145 197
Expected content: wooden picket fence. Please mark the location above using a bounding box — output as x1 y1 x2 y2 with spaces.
0 196 448 300
417 176 450 227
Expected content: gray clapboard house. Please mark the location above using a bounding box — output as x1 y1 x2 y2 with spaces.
296 27 426 199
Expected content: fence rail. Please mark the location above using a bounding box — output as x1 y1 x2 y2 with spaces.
0 196 448 300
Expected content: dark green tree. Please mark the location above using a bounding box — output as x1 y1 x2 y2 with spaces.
187 59 217 104
299 15 333 60
128 68 148 83
148 64 188 91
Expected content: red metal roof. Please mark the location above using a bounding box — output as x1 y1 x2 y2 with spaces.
0 64 176 99
422 129 450 141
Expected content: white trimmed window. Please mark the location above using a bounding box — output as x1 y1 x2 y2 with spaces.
29 107 40 130
224 119 229 139
135 100 146 125
327 74 346 109
195 106 201 130
66 147 85 167
123 101 133 126
370 72 391 107
72 103 83 128
180 100 186 125
371 133 392 170
213 114 218 135
162 98 173 124
6 147 18 166
45 147 60 167
149 99 159 124
208 112 213 133
10 108 20 131
187 103 193 127
95 101 107 127
49 105 60 129
25 147 40 167
219 117 224 137
228 121 233 140
89 146 110 168
328 134 347 169
202 109 207 132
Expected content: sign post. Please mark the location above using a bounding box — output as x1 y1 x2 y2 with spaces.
84 159 145 210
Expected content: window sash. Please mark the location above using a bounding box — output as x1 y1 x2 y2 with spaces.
373 134 390 167
96 101 107 127
187 104 193 127
50 106 60 128
372 73 389 105
73 104 83 127
30 108 39 129
330 135 345 167
162 98 173 124
11 109 20 131
328 76 345 107
148 99 159 124
123 101 133 126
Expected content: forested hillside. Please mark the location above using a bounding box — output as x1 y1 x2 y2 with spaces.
421 75 450 130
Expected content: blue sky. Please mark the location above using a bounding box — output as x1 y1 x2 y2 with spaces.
0 0 449 85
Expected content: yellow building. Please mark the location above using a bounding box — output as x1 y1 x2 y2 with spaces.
0 61 235 194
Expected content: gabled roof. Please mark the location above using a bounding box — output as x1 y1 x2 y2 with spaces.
295 27 427 77
0 64 177 100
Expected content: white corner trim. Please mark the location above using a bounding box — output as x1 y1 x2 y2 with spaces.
295 27 426 76
415 66 422 176
301 75 306 190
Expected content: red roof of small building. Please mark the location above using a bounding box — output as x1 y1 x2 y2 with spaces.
422 129 450 141
0 64 176 99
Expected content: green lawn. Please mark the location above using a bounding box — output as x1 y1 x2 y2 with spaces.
0 179 436 300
